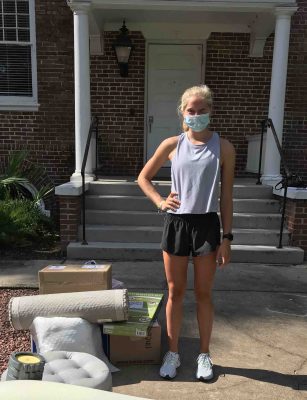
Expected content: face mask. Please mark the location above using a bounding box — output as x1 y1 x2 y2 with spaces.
184 113 210 132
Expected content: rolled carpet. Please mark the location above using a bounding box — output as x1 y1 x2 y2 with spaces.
9 289 129 330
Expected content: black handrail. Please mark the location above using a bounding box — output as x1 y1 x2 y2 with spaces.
256 118 292 249
81 116 99 245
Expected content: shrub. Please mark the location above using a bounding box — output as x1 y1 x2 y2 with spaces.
0 199 57 248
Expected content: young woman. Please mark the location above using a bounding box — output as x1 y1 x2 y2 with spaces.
137 85 235 381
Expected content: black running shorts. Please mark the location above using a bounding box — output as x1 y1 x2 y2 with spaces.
161 212 221 257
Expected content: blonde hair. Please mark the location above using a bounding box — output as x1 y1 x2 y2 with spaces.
178 85 213 132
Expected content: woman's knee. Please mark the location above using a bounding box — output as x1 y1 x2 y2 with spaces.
194 288 213 304
168 283 186 302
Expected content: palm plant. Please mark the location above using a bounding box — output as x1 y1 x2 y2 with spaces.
0 151 53 202
0 151 56 248
0 151 29 200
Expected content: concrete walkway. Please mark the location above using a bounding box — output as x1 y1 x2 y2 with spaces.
1 259 307 399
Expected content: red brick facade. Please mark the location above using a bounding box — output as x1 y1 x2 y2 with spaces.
283 1 307 181
286 199 307 257
0 0 306 181
0 0 75 186
58 196 81 248
91 31 145 176
206 32 274 176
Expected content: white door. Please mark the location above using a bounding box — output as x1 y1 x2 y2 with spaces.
146 44 203 172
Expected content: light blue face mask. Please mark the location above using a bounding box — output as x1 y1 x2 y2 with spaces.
184 113 210 132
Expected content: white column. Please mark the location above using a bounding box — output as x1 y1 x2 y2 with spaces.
69 0 94 181
261 7 297 186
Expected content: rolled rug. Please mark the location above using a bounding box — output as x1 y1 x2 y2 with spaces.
9 289 129 330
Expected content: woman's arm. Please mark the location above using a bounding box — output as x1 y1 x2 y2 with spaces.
216 138 236 267
137 137 180 212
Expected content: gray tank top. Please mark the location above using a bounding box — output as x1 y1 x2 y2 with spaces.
169 131 220 214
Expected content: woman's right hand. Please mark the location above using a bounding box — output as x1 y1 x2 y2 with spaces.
161 192 181 212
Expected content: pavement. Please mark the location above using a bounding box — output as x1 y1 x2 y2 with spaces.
1 258 307 400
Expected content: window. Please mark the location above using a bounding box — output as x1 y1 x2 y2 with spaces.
0 0 38 111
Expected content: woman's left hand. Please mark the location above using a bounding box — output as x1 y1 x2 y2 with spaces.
216 240 231 268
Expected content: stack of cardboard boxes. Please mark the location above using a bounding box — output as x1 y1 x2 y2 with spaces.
37 264 163 365
103 292 163 365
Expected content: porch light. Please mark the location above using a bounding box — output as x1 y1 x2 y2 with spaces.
112 20 134 77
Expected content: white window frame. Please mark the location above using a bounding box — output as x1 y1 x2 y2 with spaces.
0 0 39 111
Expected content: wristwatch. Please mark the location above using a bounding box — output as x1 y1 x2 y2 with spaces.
222 233 234 241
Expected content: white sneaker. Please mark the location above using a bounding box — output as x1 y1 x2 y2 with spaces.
196 353 213 381
159 351 181 379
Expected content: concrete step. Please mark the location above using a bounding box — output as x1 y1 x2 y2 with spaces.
84 210 282 229
88 180 273 199
67 242 304 264
78 225 289 246
85 195 281 213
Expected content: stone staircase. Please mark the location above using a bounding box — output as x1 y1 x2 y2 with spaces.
67 178 304 264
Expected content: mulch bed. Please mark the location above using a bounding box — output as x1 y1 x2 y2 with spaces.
0 289 38 376
0 242 63 260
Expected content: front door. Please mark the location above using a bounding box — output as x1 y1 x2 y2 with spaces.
146 43 203 175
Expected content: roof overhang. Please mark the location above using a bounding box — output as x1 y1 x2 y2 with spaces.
90 0 297 12
67 0 298 57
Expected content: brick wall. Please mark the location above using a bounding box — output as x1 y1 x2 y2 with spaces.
206 32 274 176
283 0 307 182
58 196 81 248
286 199 307 257
0 0 75 186
91 31 145 176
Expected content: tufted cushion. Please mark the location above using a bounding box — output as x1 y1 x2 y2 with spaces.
1 351 112 391
42 351 112 391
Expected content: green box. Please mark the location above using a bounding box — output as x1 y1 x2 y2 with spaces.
103 292 164 337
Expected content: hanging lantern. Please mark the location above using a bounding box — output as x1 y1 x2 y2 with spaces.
112 20 134 77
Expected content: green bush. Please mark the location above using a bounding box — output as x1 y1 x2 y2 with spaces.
0 199 57 248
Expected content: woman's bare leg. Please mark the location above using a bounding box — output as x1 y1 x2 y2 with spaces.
193 251 217 353
163 251 189 353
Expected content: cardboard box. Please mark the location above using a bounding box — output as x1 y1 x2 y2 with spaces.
107 322 161 365
103 292 164 337
39 264 112 294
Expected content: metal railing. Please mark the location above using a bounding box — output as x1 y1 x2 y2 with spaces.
81 116 99 245
256 118 292 249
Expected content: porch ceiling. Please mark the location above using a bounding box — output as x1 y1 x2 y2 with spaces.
90 0 297 13
86 0 296 37
92 8 271 26
89 7 277 44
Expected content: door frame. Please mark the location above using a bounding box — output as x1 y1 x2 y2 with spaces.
143 40 207 169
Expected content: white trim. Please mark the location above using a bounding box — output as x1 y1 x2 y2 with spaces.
67 0 92 12
90 34 104 55
70 4 93 178
261 7 294 186
144 40 149 167
91 0 297 12
104 22 249 38
29 0 38 105
55 181 90 196
273 187 307 200
0 0 38 111
0 102 39 111
275 6 298 17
